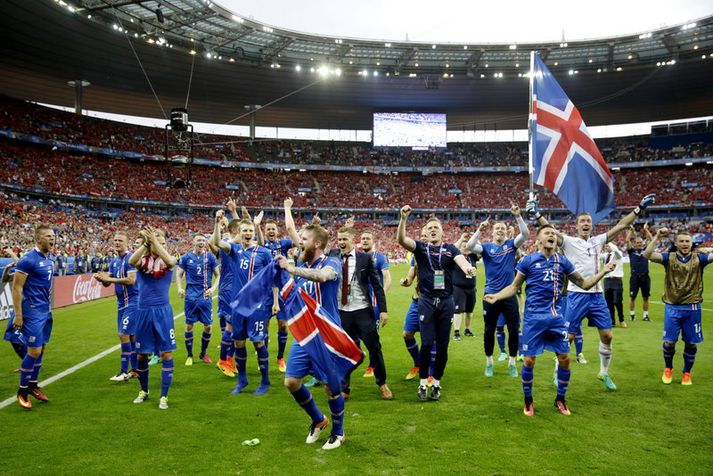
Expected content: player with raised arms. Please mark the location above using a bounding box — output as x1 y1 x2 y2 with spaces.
128 226 178 410
398 206 477 401
484 224 615 416
643 228 710 385
527 193 656 391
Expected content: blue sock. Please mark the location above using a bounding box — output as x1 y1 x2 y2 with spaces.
219 316 226 333
220 330 232 361
575 331 584 355
522 365 534 400
20 354 37 389
404 337 419 366
120 342 132 373
557 367 571 398
130 341 138 371
228 341 235 359
184 331 194 357
291 384 324 424
277 329 288 360
200 331 211 356
496 327 506 353
161 358 174 397
429 343 436 376
137 357 149 392
328 394 345 436
683 345 697 373
663 344 675 369
235 346 248 377
30 352 43 384
256 345 270 384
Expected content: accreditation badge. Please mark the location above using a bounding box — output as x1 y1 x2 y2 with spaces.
433 270 445 290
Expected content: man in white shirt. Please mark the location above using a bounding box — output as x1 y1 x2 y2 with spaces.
601 243 626 328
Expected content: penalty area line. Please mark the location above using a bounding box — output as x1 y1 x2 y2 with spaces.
1 305 192 410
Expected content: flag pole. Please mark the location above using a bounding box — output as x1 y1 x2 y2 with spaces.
528 50 536 201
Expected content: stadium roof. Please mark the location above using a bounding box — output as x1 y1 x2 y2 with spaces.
2 0 713 130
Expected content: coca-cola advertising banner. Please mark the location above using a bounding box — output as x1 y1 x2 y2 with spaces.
52 273 114 309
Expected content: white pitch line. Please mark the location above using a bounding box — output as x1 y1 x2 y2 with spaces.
1 302 195 410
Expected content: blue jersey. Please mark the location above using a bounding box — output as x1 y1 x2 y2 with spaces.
109 252 138 310
516 252 575 316
231 244 272 297
628 248 649 275
179 251 219 300
218 241 236 298
264 238 293 258
480 239 519 294
295 255 342 323
136 266 173 307
367 251 389 306
15 248 55 316
412 241 461 299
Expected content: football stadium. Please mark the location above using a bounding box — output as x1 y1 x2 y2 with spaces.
1 1 712 474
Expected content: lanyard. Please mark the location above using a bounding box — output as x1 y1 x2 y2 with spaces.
426 243 445 272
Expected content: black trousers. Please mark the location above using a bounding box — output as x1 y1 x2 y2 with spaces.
483 296 520 357
341 307 387 389
418 296 455 380
604 278 624 324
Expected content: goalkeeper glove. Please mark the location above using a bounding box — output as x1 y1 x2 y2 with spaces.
634 193 656 215
526 199 542 220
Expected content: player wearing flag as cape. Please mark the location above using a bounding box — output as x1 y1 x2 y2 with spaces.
258 198 301 373
466 204 529 378
398 206 477 401
527 194 655 391
643 228 710 385
175 233 220 366
128 226 178 410
485 224 615 416
212 211 276 395
93 231 139 382
275 223 349 450
9 225 55 409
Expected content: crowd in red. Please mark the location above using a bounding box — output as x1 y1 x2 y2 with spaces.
2 95 710 168
0 141 710 210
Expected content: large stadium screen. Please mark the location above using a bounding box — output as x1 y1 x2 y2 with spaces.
373 112 447 148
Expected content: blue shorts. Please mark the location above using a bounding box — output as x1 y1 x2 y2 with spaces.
217 293 232 319
285 342 329 382
403 299 420 334
231 308 271 342
135 305 176 354
185 298 213 326
3 311 53 348
566 292 611 334
521 313 570 357
117 306 137 335
663 304 703 344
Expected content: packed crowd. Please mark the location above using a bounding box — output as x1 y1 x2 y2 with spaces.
1 141 711 210
2 95 711 169
1 191 711 270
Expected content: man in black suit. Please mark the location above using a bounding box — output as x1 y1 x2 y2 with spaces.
331 226 392 400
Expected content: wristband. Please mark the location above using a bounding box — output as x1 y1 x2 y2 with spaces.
633 206 641 216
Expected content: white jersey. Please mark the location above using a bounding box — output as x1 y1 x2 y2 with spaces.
600 243 624 279
562 233 608 293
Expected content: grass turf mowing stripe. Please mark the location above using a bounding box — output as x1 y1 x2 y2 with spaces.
0 295 212 409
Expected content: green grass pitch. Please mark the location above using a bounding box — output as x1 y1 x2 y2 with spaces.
0 263 712 475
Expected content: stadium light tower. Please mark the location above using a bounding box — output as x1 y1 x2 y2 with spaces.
66 80 90 115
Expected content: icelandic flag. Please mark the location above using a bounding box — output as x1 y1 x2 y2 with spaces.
234 262 363 395
529 53 615 224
